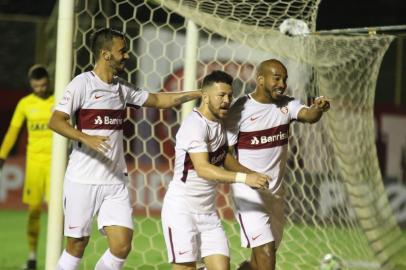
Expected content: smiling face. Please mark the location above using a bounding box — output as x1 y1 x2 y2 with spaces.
256 60 288 102
105 37 129 74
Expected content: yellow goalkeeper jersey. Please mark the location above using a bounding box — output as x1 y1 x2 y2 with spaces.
1 93 54 163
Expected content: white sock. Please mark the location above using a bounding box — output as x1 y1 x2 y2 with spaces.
95 249 125 270
56 250 81 270
28 251 36 260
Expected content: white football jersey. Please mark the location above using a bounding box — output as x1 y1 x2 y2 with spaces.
55 71 149 184
225 94 306 193
165 108 228 213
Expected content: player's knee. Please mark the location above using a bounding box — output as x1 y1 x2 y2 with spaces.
66 236 90 257
253 243 276 270
237 260 253 270
216 262 230 270
110 241 132 258
28 207 41 218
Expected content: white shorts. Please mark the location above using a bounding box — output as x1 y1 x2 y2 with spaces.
63 179 133 238
161 197 229 263
231 183 285 249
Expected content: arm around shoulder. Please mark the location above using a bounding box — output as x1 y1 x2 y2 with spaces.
143 90 202 109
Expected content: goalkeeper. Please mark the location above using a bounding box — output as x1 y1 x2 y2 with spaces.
0 65 54 270
224 59 330 270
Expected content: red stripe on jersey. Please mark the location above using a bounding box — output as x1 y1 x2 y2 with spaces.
181 153 193 182
237 124 289 150
77 109 125 130
181 143 228 182
208 143 228 166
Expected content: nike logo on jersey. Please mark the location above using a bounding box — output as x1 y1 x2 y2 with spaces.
250 116 260 121
68 225 79 229
95 95 104 99
178 250 190 255
252 234 262 240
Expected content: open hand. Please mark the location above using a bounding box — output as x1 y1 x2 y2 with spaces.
80 134 111 155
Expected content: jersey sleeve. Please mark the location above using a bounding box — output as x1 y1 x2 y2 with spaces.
176 116 208 153
54 75 86 116
288 98 307 120
0 98 26 159
10 98 26 128
121 80 149 107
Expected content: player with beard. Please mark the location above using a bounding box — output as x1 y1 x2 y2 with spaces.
0 65 53 270
49 28 202 270
161 70 269 270
225 59 330 270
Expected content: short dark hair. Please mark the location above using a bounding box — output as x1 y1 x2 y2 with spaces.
201 70 233 89
90 28 125 60
28 65 49 80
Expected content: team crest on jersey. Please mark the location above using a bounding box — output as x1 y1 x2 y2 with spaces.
280 106 288 114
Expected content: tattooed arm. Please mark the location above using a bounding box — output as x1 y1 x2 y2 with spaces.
143 90 202 109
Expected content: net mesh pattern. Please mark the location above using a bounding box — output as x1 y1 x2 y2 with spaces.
72 1 405 269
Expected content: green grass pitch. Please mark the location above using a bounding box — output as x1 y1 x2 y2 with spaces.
1 210 404 270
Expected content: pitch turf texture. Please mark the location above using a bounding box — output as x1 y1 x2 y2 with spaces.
1 210 403 270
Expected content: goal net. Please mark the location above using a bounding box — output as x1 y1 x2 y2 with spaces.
72 0 405 269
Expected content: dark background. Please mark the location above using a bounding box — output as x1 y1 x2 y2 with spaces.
1 0 405 28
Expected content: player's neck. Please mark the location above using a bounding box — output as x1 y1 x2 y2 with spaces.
197 106 220 122
33 91 51 100
93 64 114 84
251 90 275 104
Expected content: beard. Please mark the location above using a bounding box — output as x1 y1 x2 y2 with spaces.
109 58 126 74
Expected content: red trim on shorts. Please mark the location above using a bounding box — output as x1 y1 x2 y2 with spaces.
168 227 176 263
238 213 251 248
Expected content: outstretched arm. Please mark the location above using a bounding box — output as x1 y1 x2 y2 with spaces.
48 110 111 155
189 151 269 189
143 90 202 109
297 96 330 123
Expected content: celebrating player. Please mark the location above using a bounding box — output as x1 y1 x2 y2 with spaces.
0 65 53 270
225 59 330 270
49 28 202 270
161 70 269 270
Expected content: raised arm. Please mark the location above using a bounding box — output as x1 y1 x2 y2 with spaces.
48 110 111 154
297 96 330 123
143 90 202 109
189 151 269 189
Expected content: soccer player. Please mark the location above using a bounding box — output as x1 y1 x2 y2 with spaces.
0 65 53 270
49 28 202 270
161 70 269 270
225 59 330 270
